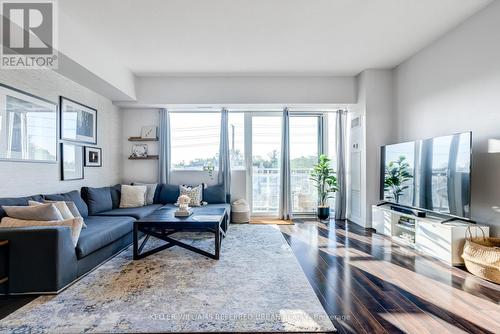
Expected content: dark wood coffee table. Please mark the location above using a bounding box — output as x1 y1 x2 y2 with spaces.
133 206 228 260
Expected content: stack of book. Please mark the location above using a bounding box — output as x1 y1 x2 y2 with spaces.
174 209 193 217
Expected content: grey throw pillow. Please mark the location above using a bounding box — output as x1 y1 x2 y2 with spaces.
2 203 63 221
43 200 87 228
134 183 157 205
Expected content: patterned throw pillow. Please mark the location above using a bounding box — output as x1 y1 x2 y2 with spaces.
178 184 204 207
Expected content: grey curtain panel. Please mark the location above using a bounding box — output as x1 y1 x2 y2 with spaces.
158 108 171 184
335 110 347 220
218 109 231 203
279 108 292 220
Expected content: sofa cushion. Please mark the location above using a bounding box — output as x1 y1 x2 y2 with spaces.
76 216 135 259
95 204 162 220
110 184 121 209
0 195 44 220
44 191 89 218
158 184 179 204
203 183 226 204
153 184 162 204
81 186 113 215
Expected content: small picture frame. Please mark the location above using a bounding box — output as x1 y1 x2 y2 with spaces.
131 144 148 158
84 146 102 167
61 142 84 181
141 126 157 139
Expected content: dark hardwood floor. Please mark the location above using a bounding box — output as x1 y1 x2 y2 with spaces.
279 219 500 334
1 219 499 334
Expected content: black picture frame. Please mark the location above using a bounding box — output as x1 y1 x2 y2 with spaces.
60 96 97 144
84 146 102 167
0 83 58 163
60 142 84 181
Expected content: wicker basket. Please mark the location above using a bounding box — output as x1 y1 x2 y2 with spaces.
231 199 250 224
461 226 500 284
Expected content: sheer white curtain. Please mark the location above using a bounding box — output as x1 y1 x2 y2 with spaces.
158 108 171 184
218 109 231 202
279 108 292 220
335 110 347 219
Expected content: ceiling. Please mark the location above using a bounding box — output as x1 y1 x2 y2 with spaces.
59 0 492 77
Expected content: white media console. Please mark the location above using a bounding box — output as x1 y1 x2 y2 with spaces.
372 204 490 266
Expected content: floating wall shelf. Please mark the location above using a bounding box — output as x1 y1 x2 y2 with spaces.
128 155 159 160
128 137 158 142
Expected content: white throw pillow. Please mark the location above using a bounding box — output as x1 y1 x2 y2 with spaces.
29 200 74 220
120 185 147 208
0 217 84 247
178 184 203 207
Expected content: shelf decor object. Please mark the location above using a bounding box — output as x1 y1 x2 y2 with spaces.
60 96 97 144
84 146 102 167
61 142 84 181
141 126 157 139
0 83 57 163
130 144 148 158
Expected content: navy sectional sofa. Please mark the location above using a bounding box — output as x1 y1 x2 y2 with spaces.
0 184 230 294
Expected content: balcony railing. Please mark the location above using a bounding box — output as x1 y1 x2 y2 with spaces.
252 167 335 214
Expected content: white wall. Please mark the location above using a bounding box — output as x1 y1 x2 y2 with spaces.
0 69 122 197
394 1 500 235
57 6 137 101
348 70 395 228
121 109 247 201
133 76 356 105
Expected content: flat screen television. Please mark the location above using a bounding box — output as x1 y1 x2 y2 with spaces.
380 132 472 218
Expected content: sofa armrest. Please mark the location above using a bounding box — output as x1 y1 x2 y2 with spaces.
0 226 78 294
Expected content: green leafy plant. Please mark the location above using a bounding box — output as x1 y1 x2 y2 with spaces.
203 162 215 180
309 154 338 207
384 156 413 203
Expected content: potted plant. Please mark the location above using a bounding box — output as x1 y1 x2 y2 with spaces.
310 154 338 220
384 156 413 203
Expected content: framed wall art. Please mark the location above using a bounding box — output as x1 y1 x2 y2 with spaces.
84 146 102 167
131 144 148 158
60 96 97 144
0 83 57 163
61 142 84 181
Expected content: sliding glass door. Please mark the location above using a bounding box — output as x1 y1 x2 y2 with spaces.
290 115 321 214
246 111 333 218
251 115 282 216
